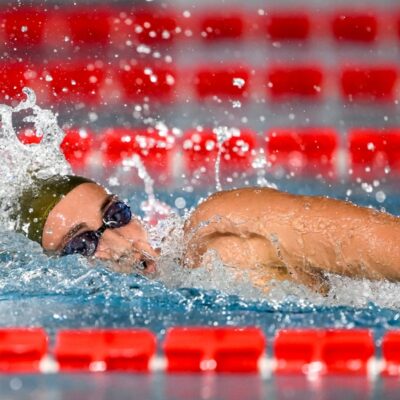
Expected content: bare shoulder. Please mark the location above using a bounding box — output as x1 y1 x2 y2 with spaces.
184 187 280 232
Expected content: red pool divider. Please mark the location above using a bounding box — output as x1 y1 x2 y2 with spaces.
60 128 96 171
275 329 374 375
130 9 179 45
194 66 250 99
182 128 257 182
332 11 378 43
54 329 156 372
382 331 400 376
265 12 311 41
47 61 106 104
99 127 175 184
340 66 397 102
348 128 400 178
66 7 113 47
266 128 338 177
266 66 324 99
1 8 47 49
164 327 265 372
18 128 42 145
0 328 47 373
0 62 39 101
116 63 177 102
18 128 95 171
199 12 245 41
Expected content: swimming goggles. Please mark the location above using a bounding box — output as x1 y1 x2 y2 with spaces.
61 199 132 257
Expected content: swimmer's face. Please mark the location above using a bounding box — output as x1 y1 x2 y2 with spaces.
41 182 158 276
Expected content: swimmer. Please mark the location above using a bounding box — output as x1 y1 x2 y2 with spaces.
12 174 400 294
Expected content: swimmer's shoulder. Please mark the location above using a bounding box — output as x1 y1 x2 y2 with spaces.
207 186 279 201
184 187 281 231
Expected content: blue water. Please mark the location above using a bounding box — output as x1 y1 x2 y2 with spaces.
1 178 400 343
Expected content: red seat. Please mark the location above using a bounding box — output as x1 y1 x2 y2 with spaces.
60 128 95 171
182 128 257 182
164 327 265 372
266 12 311 41
382 331 400 376
200 13 245 40
66 8 112 46
0 62 39 101
54 329 156 372
340 66 397 101
274 329 374 375
48 61 106 104
266 128 338 177
1 8 47 48
194 67 250 99
332 12 378 43
0 328 47 372
117 64 177 102
267 66 324 99
100 127 175 183
349 128 400 178
131 10 178 44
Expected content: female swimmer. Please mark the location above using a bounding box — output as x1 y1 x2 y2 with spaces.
12 175 400 294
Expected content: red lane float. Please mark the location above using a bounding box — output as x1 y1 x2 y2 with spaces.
18 128 42 145
100 127 175 183
382 331 400 376
47 61 106 104
54 329 156 372
130 9 179 45
0 328 47 372
66 8 112 47
266 128 338 177
0 62 39 101
194 66 250 99
266 12 311 41
117 63 177 102
348 128 400 178
340 66 397 102
164 327 265 372
267 66 324 99
1 8 47 49
60 128 96 171
332 11 378 43
182 128 257 181
199 13 245 41
275 329 374 375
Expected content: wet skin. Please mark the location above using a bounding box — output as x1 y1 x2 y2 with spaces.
41 182 400 294
42 183 158 276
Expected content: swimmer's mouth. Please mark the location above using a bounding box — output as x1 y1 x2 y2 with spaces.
133 254 158 278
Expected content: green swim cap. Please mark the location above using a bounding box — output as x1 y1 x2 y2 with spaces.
15 175 93 245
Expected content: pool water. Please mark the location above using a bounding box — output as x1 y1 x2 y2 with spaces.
1 178 400 343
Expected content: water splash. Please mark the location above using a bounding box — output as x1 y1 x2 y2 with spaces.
0 88 71 229
213 126 240 191
121 154 172 224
